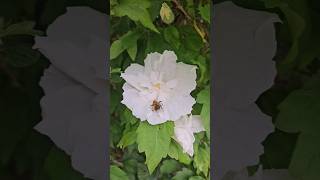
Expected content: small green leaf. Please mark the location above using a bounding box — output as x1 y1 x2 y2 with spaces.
110 165 129 180
0 21 42 38
117 123 138 149
193 145 210 176
168 140 191 165
172 168 194 180
4 43 41 67
189 176 205 180
110 40 125 60
163 26 180 49
44 147 87 180
289 133 320 180
113 0 159 33
160 2 175 24
110 30 141 60
127 43 137 60
160 159 181 174
136 121 174 173
198 4 210 23
196 86 210 138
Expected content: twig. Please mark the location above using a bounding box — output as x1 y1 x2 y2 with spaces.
172 0 208 44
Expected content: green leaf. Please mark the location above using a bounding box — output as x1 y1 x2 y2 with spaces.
110 165 129 180
0 21 43 38
117 123 138 149
163 26 180 49
198 4 210 23
4 43 40 67
160 2 175 24
193 145 210 176
110 30 141 60
275 74 320 135
261 131 298 169
110 40 124 60
136 121 174 173
113 0 159 33
196 86 210 138
172 168 194 180
127 43 137 60
289 133 320 180
145 32 172 55
189 176 205 180
168 140 191 165
44 147 87 180
160 159 181 174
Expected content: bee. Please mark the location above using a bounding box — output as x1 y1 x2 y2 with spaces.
151 100 162 111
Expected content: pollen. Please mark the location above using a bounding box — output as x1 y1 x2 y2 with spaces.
153 83 161 89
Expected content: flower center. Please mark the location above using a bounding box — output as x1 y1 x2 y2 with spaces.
153 83 161 90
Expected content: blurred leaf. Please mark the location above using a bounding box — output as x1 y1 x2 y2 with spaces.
113 0 159 33
4 43 40 67
289 133 320 180
0 21 42 38
44 147 87 180
172 168 194 180
160 159 181 174
189 176 205 180
276 72 320 134
136 121 174 173
163 26 180 49
110 165 129 180
261 131 298 169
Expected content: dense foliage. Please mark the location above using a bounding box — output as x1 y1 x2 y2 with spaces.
110 0 211 179
0 0 320 180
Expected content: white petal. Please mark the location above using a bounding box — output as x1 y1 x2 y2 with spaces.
213 104 274 179
165 95 196 121
120 63 149 90
144 50 177 81
146 111 168 125
45 7 107 42
34 39 105 93
173 62 197 95
174 127 195 156
121 83 150 121
190 115 205 133
213 1 279 108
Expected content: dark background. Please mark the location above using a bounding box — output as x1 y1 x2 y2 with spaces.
0 0 106 179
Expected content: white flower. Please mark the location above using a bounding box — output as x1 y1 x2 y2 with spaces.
33 7 107 180
173 115 205 156
121 50 197 125
212 2 280 179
